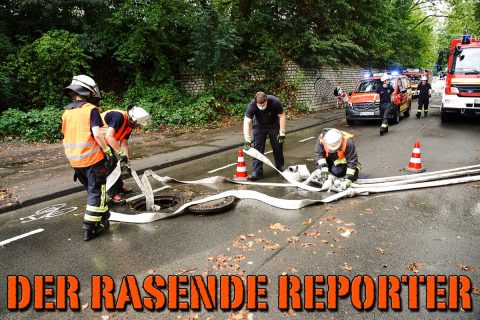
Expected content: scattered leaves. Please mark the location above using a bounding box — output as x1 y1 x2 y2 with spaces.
457 264 476 272
341 262 353 271
233 255 246 262
473 286 480 295
408 262 420 273
300 243 314 248
229 310 253 320
269 223 290 232
101 316 110 320
289 267 298 273
147 269 156 275
176 268 197 275
376 247 385 254
302 218 312 225
303 231 321 238
82 303 89 310
286 236 299 244
338 227 355 237
263 239 280 251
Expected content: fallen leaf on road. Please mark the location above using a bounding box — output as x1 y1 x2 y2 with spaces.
185 314 199 320
394 206 400 210
338 227 355 237
376 248 385 254
364 208 373 213
286 236 299 244
254 238 265 243
341 262 352 271
247 233 255 238
101 316 110 320
283 309 297 316
457 264 476 272
473 286 480 295
300 243 314 248
177 268 197 275
408 262 420 273
233 255 246 262
263 240 280 251
147 269 156 275
320 239 329 244
344 222 355 227
303 218 312 225
228 310 252 320
303 231 321 238
325 216 337 222
289 267 298 273
269 223 290 232
82 303 89 310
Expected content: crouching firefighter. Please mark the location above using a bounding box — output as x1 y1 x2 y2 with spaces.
62 75 112 241
312 128 360 190
101 105 150 204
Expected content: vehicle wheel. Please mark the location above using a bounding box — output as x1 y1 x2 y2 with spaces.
346 119 355 126
404 101 411 117
186 195 236 215
391 107 400 124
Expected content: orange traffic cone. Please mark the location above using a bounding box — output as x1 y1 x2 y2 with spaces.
405 140 426 173
233 148 248 181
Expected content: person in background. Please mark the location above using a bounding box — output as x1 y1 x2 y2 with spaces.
101 105 150 204
374 75 395 136
312 128 360 190
243 91 286 180
415 75 432 118
62 75 112 241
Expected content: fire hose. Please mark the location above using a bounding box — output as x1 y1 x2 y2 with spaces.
107 148 480 224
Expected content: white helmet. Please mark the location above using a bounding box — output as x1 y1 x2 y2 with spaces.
323 128 343 151
421 75 428 81
127 105 150 126
63 75 101 100
380 75 390 82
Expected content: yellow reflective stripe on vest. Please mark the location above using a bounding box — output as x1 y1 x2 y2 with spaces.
63 141 94 149
317 158 327 166
346 168 356 176
66 146 101 160
333 158 347 166
84 214 102 222
86 204 108 213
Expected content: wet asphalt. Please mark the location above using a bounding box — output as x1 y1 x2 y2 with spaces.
0 93 479 319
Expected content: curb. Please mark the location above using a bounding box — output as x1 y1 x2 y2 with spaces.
0 114 344 214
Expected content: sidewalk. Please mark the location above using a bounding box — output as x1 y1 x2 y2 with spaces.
0 110 344 213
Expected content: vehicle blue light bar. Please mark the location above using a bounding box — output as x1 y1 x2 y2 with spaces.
462 35 471 44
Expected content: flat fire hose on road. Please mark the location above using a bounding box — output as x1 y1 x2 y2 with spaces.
107 148 480 224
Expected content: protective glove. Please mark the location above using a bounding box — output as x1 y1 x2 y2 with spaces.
117 150 129 165
103 147 113 159
312 167 329 185
244 136 252 150
103 147 116 171
277 129 286 144
339 178 352 191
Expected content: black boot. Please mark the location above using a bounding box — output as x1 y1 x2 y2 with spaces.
424 111 428 117
83 223 106 241
380 125 388 136
415 111 421 118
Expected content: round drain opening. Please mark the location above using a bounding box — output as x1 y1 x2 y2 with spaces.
131 195 183 212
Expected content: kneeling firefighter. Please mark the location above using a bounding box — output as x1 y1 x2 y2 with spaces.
101 105 150 204
313 128 360 190
62 75 113 241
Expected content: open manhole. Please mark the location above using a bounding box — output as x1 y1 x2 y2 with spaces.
186 195 236 215
130 195 183 212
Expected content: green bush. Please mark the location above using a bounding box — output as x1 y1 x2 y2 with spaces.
0 107 63 142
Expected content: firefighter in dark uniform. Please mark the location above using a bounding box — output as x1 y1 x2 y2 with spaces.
415 75 432 118
243 91 286 180
101 105 150 204
313 128 360 190
375 75 395 136
62 75 113 241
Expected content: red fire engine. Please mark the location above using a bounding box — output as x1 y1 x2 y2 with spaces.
441 35 480 120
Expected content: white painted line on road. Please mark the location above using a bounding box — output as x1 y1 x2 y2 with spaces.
0 228 44 247
299 136 315 142
208 163 236 173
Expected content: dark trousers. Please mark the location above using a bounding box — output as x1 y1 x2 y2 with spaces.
74 160 110 227
252 126 284 174
417 97 429 112
327 159 359 181
380 103 394 126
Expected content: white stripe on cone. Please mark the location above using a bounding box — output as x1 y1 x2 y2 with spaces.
413 148 421 153
409 158 421 164
236 167 247 172
237 157 245 162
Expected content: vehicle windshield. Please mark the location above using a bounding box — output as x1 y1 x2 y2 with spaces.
355 79 395 93
453 47 480 74
405 74 421 83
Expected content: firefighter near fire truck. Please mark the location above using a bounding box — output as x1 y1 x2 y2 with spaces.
415 76 432 118
61 75 111 241
312 128 360 190
101 106 151 204
374 75 395 136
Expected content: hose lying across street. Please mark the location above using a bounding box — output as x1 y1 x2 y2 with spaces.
108 148 480 224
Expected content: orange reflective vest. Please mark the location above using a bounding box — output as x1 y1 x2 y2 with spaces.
101 110 132 141
325 131 354 159
62 102 105 168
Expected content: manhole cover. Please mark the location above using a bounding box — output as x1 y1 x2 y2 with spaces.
186 196 236 215
130 195 183 212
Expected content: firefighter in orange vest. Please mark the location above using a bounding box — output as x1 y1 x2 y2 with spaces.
101 105 150 204
312 128 360 190
62 75 113 241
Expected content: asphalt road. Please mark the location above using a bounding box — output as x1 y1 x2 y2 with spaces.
0 92 479 319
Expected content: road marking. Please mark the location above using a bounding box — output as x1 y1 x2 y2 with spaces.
208 150 273 173
299 136 315 142
208 163 237 173
0 228 44 246
19 203 78 224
